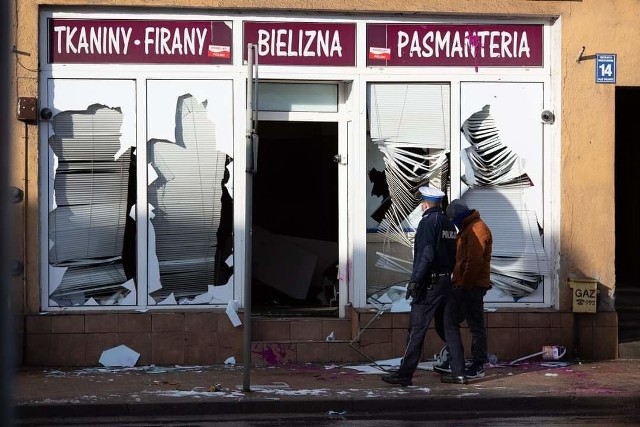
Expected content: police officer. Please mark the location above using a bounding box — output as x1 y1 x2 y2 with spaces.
381 187 457 387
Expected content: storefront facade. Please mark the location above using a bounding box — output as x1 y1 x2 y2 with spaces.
10 1 635 367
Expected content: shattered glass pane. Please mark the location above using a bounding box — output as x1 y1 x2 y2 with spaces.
48 104 136 306
148 93 233 304
366 83 451 297
460 104 548 300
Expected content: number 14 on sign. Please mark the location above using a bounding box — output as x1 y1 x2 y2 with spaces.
596 54 616 84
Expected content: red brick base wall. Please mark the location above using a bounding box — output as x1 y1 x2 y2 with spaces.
18 309 617 367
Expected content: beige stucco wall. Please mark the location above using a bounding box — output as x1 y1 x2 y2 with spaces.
559 1 640 310
11 0 639 313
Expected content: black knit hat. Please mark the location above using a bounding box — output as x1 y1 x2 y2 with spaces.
445 199 469 219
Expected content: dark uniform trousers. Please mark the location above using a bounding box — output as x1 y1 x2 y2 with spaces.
443 286 488 376
397 275 451 379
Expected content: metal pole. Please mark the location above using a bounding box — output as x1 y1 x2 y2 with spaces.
1 0 16 424
242 44 255 392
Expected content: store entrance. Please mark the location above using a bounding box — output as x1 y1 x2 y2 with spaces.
615 87 640 345
251 120 339 316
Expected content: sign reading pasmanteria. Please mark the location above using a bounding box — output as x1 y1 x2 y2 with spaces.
367 23 544 67
243 21 356 66
48 19 233 64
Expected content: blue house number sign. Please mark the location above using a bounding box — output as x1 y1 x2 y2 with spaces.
596 54 616 84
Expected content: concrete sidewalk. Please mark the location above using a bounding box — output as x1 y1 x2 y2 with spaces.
12 359 640 423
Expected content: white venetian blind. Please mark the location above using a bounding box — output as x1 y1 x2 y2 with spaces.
147 93 227 302
366 83 451 296
462 187 548 298
459 101 547 300
368 83 450 149
48 105 131 306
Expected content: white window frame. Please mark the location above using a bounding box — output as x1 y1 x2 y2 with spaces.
37 10 560 311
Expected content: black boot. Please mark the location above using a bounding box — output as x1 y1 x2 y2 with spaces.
381 373 412 386
440 374 468 384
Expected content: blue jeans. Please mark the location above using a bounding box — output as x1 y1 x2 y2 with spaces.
443 286 488 376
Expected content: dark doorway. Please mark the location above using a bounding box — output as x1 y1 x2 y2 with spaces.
615 87 640 343
252 121 339 316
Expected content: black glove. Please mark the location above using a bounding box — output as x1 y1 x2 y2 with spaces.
406 281 418 300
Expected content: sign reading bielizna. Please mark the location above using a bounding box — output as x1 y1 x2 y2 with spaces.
48 19 233 64
243 22 357 66
366 23 543 67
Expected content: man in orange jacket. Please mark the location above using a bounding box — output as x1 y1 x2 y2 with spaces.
440 199 493 384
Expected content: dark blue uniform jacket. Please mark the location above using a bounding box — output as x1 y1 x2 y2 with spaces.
410 206 457 286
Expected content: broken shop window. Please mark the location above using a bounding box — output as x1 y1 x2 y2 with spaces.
459 104 548 300
147 93 233 305
48 104 136 306
365 83 451 298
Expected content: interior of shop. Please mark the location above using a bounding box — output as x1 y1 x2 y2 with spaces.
615 87 640 342
251 120 339 316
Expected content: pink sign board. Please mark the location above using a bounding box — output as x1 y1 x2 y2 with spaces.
243 21 356 66
48 19 233 64
367 23 543 67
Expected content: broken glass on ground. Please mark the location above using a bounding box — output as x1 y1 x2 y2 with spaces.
99 344 140 367
225 300 242 327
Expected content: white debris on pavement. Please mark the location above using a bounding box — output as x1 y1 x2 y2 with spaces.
99 344 140 367
327 410 347 417
374 357 402 366
251 388 331 396
343 357 436 374
249 382 290 390
226 300 242 327
342 365 386 374
145 390 245 399
540 362 573 368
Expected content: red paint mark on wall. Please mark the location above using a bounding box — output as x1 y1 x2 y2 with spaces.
252 343 290 365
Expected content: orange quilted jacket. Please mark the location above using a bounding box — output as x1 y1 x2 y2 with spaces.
452 210 493 290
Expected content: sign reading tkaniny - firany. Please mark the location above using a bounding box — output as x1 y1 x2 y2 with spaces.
48 19 233 64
